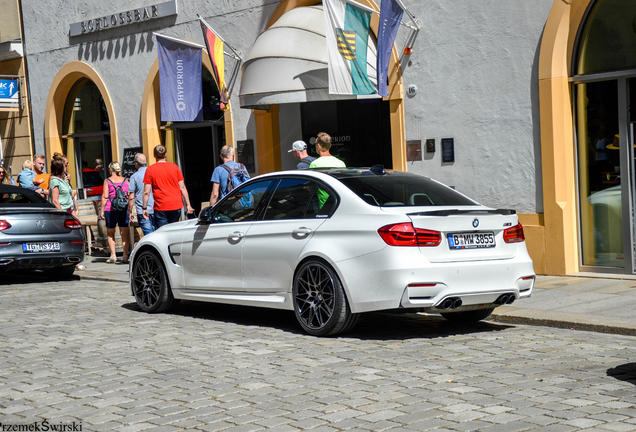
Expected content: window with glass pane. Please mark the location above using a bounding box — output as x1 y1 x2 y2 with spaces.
213 180 273 223
576 0 636 75
62 79 109 135
576 80 623 267
262 178 317 220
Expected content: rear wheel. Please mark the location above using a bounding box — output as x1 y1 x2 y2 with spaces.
441 307 494 323
293 259 358 336
132 250 179 313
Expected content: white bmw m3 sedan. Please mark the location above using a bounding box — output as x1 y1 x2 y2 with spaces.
130 166 535 336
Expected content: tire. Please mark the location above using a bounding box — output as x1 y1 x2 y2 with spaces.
131 250 179 313
293 259 358 336
46 264 75 279
441 307 495 323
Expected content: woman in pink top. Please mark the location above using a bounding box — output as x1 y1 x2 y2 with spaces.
100 161 130 263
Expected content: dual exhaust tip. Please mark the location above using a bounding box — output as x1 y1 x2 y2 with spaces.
495 293 516 305
437 297 463 310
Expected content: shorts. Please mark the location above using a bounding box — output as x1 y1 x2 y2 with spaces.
104 210 129 228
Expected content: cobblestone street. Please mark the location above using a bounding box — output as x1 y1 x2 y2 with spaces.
2 276 636 431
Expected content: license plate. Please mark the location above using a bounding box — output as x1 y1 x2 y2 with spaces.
23 242 61 253
448 232 495 249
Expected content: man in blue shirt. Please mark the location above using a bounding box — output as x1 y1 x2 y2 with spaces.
209 145 250 206
127 153 155 235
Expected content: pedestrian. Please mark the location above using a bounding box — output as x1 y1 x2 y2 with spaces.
33 153 51 192
209 145 250 206
142 145 194 228
309 132 346 168
100 161 130 264
17 159 47 197
289 140 315 169
0 165 14 186
128 152 155 235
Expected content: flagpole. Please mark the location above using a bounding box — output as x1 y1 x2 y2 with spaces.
153 32 205 49
197 15 242 61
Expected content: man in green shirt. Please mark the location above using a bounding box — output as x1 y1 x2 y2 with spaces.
309 132 346 168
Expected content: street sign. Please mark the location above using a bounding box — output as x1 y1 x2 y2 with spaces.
0 78 20 109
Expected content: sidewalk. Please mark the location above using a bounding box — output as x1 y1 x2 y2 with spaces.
78 253 636 336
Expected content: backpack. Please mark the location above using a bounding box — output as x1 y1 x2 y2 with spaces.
221 163 251 207
107 178 128 212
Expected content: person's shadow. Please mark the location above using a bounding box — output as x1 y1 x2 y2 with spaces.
607 363 636 385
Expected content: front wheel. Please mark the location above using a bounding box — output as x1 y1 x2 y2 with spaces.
441 307 494 323
293 259 358 336
131 250 179 313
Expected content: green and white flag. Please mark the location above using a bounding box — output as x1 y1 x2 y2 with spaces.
323 0 377 95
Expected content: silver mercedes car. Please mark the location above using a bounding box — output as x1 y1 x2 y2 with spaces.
130 167 535 336
0 185 85 277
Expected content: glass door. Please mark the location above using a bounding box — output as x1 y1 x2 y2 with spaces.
73 134 111 200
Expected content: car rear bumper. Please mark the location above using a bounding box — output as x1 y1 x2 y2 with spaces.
334 246 535 314
0 242 85 270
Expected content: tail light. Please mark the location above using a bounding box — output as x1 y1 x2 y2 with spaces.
64 217 82 230
0 220 11 231
378 223 441 247
504 223 525 243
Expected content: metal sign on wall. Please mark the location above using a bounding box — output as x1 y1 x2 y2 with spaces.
0 77 21 110
69 0 178 37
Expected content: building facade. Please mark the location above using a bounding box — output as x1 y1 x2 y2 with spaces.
13 0 636 276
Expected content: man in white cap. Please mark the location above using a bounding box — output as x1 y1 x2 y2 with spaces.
289 140 315 169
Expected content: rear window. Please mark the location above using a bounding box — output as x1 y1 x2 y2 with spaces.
0 189 52 207
338 173 478 207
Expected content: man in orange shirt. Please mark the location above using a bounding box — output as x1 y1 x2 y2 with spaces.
33 154 50 196
142 145 194 228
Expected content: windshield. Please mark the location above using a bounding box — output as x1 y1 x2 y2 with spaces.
338 173 478 207
0 188 52 206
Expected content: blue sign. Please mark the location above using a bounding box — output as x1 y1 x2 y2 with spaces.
0 79 18 99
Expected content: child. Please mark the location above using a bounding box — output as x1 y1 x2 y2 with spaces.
18 160 47 197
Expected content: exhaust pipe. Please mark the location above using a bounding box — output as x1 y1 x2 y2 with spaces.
438 297 462 310
494 294 516 305
66 257 82 263
0 258 14 265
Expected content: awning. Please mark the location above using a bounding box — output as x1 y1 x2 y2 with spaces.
239 5 379 109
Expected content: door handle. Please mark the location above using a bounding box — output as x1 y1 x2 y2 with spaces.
292 227 312 238
228 231 245 242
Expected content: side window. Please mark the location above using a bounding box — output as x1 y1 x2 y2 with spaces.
212 180 273 223
305 186 337 218
262 178 316 220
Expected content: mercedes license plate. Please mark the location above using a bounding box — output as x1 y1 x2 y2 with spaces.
448 232 495 249
23 242 61 253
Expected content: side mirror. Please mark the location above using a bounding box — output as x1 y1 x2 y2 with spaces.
198 206 213 224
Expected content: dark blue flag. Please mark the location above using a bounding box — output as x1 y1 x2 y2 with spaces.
376 0 403 98
157 35 203 121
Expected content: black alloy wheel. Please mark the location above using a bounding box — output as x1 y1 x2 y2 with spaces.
293 259 358 336
132 250 179 313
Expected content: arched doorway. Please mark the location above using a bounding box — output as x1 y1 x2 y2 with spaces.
141 56 235 215
573 0 636 273
44 61 118 198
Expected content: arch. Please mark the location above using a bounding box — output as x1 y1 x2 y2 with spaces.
141 53 235 165
256 0 406 173
44 61 118 173
538 0 592 275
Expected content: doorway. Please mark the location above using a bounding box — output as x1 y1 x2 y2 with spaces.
576 77 636 273
175 123 224 215
73 134 111 199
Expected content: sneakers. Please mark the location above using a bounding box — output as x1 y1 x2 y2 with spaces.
106 256 117 263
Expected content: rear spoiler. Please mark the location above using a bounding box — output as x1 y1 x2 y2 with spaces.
408 209 516 217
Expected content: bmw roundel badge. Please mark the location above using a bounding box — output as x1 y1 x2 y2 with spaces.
472 218 479 228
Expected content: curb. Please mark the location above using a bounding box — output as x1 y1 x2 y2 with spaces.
488 314 636 336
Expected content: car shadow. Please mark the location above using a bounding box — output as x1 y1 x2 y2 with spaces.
122 301 513 340
0 270 80 285
607 363 636 385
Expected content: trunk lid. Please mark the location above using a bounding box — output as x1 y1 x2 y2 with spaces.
0 209 73 235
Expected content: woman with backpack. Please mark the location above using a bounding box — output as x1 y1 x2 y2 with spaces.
100 161 130 264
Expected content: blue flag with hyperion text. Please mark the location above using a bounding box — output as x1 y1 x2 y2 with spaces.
157 35 203 122
377 0 403 97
